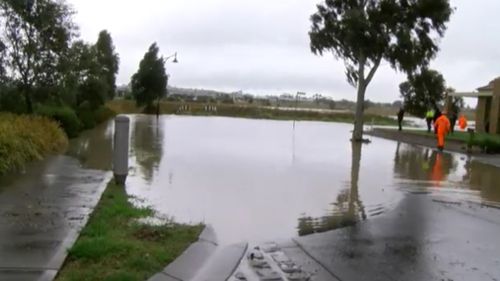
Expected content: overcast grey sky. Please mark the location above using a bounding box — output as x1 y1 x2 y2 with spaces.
68 0 499 103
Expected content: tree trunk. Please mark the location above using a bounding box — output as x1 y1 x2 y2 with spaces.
24 87 33 114
352 80 367 142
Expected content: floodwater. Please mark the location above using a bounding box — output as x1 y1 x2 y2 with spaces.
67 115 500 244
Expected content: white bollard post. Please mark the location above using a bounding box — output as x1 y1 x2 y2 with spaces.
113 115 130 185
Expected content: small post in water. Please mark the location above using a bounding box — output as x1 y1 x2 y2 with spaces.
113 115 130 185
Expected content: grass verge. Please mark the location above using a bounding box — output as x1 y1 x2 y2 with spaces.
0 112 68 174
56 181 203 281
404 129 500 143
107 99 404 126
397 129 500 153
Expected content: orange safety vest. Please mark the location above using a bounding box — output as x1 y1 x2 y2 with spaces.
458 115 468 130
435 115 451 135
435 115 450 147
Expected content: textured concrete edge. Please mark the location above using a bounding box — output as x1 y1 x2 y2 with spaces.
290 238 345 281
147 225 218 281
193 242 249 281
49 172 113 279
221 242 248 280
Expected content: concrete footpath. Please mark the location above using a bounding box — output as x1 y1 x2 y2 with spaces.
292 194 500 281
0 155 110 281
366 128 466 153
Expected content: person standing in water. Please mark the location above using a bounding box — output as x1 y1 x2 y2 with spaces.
434 110 451 151
397 108 405 131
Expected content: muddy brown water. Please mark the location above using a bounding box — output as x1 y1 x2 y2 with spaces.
66 115 500 244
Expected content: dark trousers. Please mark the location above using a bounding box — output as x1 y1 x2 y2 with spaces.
426 118 432 132
450 119 457 133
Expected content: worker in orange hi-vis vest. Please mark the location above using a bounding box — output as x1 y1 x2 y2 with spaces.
458 114 468 130
434 111 451 151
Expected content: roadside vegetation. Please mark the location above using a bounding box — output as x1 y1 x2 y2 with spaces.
56 181 203 281
0 2 119 139
0 1 118 173
107 99 404 126
0 113 67 174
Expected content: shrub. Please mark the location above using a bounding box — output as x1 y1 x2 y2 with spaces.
77 106 117 129
36 105 81 138
0 113 68 174
471 138 500 154
0 86 26 114
95 106 117 124
77 109 97 130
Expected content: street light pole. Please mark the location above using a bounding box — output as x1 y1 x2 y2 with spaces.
156 52 178 118
293 92 305 129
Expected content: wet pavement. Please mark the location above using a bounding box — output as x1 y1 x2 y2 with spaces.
0 155 110 280
291 194 500 281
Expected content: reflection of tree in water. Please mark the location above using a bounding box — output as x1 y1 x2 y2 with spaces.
393 143 457 183
298 142 366 236
130 116 164 184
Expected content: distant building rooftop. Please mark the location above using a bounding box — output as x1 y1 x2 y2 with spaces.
476 77 500 92
449 91 493 98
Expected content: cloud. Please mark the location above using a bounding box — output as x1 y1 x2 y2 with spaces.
68 0 500 104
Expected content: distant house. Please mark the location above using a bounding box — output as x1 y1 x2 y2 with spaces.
279 93 294 101
449 77 500 134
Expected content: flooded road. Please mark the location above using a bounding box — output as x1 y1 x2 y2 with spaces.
68 115 500 244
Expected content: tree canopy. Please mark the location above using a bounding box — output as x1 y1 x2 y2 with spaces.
399 68 446 118
0 0 120 135
96 30 119 100
309 0 453 140
0 0 77 112
131 43 168 110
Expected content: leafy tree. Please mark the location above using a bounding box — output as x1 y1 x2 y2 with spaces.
0 0 77 112
309 0 452 141
399 68 446 118
78 76 107 109
59 40 107 109
131 43 167 111
95 30 119 100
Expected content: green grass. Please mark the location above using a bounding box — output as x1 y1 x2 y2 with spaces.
396 129 500 153
56 182 203 281
107 99 404 126
0 113 68 174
